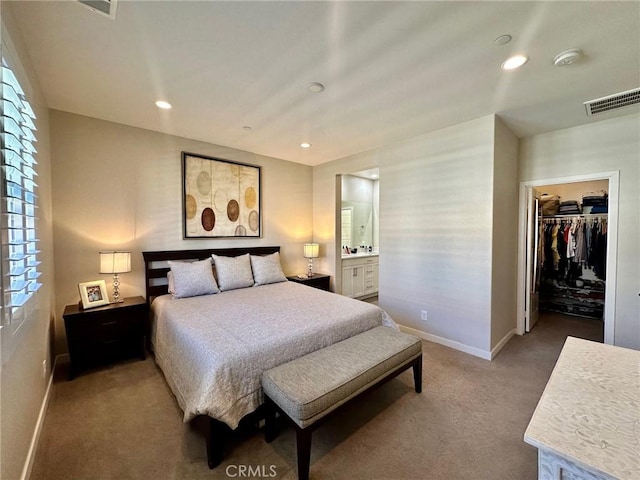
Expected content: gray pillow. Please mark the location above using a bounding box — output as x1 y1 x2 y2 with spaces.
212 253 254 291
167 259 219 298
250 252 287 286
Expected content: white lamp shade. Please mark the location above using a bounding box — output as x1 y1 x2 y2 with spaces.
303 243 319 259
99 251 131 274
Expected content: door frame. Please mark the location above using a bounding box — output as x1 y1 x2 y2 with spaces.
524 187 541 332
516 171 619 344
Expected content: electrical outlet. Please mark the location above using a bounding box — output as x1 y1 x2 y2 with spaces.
421 310 428 322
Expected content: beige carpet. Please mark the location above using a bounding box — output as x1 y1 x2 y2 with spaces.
30 312 603 480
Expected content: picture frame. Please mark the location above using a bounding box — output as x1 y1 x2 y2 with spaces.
182 152 261 238
78 280 110 309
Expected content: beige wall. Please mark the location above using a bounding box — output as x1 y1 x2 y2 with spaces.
1 5 55 480
490 117 519 350
50 111 313 354
519 113 640 349
315 115 515 358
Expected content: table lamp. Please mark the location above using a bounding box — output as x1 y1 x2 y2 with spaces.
99 251 131 303
303 243 319 278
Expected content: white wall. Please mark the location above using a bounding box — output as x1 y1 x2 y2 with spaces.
490 117 519 350
1 5 55 479
50 111 313 354
519 113 640 349
315 116 508 357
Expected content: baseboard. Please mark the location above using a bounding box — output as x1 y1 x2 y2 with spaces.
398 325 493 360
490 329 517 360
19 354 65 480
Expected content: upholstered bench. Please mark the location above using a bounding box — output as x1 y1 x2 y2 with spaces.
261 326 422 480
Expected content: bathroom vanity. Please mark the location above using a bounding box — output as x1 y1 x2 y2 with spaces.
341 252 378 299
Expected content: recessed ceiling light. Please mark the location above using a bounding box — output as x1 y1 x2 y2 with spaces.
155 100 172 109
300 143 312 148
501 55 528 70
307 82 325 93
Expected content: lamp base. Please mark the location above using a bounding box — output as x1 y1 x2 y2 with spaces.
112 273 124 303
307 259 314 278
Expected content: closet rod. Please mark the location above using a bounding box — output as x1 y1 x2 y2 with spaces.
544 213 608 219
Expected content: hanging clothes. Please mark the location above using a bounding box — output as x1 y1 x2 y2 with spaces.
542 215 607 280
574 221 587 264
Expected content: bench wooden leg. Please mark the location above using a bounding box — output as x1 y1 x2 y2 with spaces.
413 355 423 393
263 395 278 443
295 427 312 480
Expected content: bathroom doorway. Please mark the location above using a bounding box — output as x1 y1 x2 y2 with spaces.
336 168 379 300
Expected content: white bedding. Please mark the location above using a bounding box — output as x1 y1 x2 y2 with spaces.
151 281 396 428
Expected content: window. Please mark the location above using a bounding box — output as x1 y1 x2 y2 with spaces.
341 207 353 248
1 57 41 327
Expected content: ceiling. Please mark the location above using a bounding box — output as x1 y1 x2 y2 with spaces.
6 1 640 166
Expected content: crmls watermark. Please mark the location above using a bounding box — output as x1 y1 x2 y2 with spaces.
225 464 278 478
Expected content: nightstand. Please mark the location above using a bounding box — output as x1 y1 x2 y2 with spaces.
286 274 331 292
63 296 148 379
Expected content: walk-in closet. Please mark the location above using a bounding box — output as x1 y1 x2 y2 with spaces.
536 180 608 340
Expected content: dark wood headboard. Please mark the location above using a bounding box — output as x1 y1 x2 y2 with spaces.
142 246 280 303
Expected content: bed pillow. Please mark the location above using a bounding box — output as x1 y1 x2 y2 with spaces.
250 252 287 286
167 271 176 294
212 253 254 291
167 259 219 298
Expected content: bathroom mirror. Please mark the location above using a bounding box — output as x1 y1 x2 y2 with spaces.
341 171 378 250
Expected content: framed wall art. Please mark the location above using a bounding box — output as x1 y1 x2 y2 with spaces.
182 152 261 238
78 280 110 309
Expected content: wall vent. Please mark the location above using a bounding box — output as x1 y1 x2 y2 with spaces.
584 88 640 116
78 0 118 20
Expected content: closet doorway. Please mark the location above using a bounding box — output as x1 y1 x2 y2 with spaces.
516 172 619 345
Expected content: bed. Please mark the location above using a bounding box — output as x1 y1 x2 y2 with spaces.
142 246 395 468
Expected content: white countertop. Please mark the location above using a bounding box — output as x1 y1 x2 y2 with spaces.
524 336 640 479
341 251 379 259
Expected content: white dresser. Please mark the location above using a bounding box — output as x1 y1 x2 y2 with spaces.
524 337 639 480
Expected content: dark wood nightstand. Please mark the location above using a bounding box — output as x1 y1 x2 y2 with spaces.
63 296 148 379
287 274 331 292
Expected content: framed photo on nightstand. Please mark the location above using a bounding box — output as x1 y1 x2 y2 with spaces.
78 280 110 309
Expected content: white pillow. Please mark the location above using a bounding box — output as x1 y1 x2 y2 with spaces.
250 252 287 286
212 253 254 291
167 259 219 298
167 270 176 294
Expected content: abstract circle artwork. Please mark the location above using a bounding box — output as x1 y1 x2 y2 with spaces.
196 171 212 195
182 153 261 238
201 207 215 231
185 194 197 220
248 210 259 232
245 187 257 209
227 199 240 222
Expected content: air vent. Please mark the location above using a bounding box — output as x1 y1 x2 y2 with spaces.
584 88 640 116
78 0 118 19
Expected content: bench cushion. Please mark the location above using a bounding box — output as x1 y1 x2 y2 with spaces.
262 326 422 428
